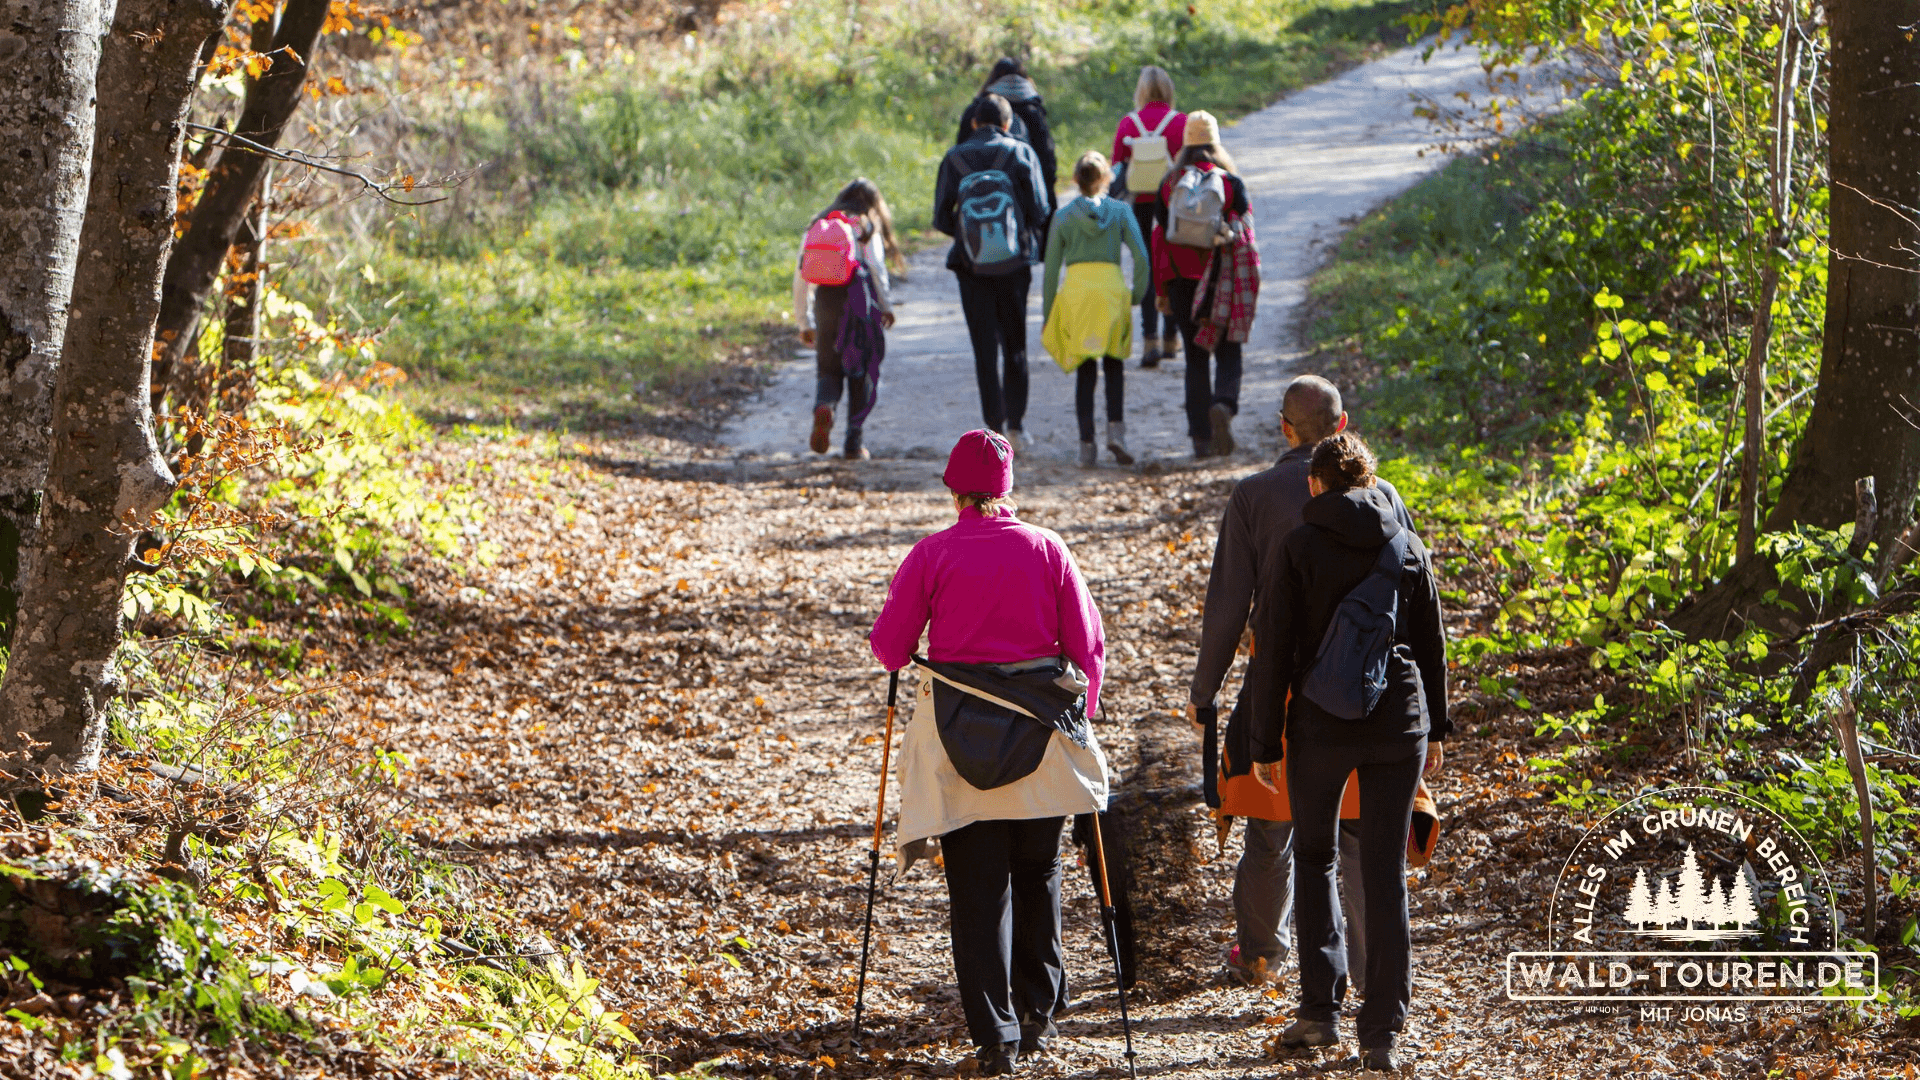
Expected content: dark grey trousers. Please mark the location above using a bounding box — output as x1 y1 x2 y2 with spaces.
1234 818 1367 983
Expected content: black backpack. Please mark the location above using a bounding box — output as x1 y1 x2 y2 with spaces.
1299 532 1413 720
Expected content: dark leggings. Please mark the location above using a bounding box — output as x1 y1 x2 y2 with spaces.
1163 276 1243 442
1132 200 1161 340
1287 738 1425 1050
1074 357 1125 443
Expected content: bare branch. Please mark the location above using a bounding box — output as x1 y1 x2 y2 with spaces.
180 121 468 205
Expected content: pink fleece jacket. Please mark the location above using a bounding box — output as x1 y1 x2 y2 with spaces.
870 507 1105 715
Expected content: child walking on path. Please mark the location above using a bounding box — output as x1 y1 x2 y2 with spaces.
794 178 901 459
1152 111 1255 458
1041 152 1149 467
934 95 1051 447
1110 66 1185 368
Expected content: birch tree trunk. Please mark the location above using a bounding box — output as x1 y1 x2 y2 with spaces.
0 0 227 772
0 0 114 640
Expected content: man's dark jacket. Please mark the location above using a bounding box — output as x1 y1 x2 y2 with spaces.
933 127 1050 274
1249 485 1450 764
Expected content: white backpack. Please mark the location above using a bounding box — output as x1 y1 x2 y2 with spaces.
1166 165 1227 247
1122 110 1176 194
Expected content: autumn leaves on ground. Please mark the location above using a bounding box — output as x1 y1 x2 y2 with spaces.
267 436 1906 1080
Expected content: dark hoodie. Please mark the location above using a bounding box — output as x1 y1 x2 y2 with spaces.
1249 485 1449 763
956 75 1058 216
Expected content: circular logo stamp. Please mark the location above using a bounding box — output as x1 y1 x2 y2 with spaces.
1506 785 1876 1009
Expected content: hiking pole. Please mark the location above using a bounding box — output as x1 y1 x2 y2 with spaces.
852 670 900 1047
1089 813 1139 1080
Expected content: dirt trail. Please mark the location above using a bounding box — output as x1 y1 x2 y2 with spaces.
317 41 1908 1080
336 439 1899 1079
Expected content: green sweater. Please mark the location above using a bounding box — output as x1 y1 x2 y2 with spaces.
1042 194 1151 321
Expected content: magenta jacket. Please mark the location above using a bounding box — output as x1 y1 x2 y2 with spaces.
870 507 1106 715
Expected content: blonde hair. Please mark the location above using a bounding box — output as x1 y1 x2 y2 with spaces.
1174 141 1239 177
1073 151 1111 196
1133 66 1174 110
953 492 1016 517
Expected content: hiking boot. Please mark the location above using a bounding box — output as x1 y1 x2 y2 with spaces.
1278 1018 1339 1049
1004 425 1024 455
1106 421 1134 465
1140 334 1161 368
1193 439 1212 459
843 428 868 460
1361 1045 1396 1072
809 405 833 454
1209 403 1236 456
1079 441 1098 468
976 1041 1018 1076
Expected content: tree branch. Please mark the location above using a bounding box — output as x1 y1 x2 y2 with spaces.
179 122 460 205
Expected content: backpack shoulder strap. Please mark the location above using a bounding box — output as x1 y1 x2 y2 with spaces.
1125 110 1146 138
1148 109 1176 137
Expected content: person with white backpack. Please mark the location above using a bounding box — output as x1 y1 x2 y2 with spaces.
1109 66 1186 368
793 179 902 459
1151 111 1252 457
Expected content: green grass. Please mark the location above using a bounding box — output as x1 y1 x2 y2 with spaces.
320 0 1430 425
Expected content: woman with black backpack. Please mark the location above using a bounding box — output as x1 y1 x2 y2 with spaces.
1151 110 1253 457
1247 432 1449 1074
956 58 1059 226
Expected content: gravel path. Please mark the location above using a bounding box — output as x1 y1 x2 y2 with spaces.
721 37 1559 467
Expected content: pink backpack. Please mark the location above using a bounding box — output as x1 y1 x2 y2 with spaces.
800 212 861 286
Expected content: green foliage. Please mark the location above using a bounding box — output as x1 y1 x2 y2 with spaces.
314 0 1424 417
1315 2 1920 944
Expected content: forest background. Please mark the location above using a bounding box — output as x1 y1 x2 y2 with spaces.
0 0 1916 1077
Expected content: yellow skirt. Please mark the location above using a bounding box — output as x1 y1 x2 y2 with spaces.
1043 261 1133 372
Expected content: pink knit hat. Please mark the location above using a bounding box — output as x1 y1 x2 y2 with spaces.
943 429 1014 496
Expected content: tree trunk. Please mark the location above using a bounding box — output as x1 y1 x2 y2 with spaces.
0 0 227 773
0 1 114 641
1675 0 1920 639
150 0 327 415
218 167 269 412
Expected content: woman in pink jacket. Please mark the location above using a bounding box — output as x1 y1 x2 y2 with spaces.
870 429 1111 1076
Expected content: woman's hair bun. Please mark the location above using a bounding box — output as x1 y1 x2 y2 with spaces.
1309 431 1377 491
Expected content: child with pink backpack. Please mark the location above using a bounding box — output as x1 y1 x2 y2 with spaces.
794 179 903 459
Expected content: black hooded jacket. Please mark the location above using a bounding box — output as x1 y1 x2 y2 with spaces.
956 78 1058 219
1249 485 1449 764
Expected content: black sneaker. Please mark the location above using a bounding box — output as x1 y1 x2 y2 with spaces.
976 1041 1018 1075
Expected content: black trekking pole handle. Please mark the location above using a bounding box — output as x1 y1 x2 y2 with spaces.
1198 705 1220 810
852 670 901 1047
